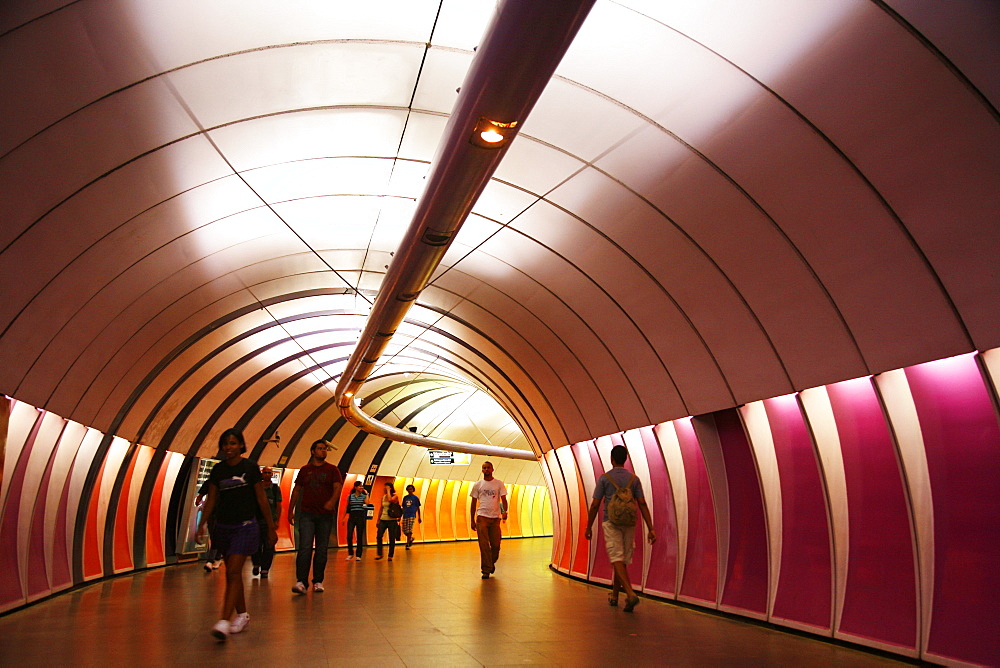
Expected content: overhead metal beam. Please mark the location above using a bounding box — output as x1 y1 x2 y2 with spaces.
335 0 596 460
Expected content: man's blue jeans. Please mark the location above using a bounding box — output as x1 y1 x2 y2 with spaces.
295 511 334 584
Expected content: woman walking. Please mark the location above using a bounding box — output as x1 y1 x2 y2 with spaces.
197 428 278 641
375 482 401 561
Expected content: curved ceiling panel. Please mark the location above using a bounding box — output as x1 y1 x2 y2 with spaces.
1 0 996 467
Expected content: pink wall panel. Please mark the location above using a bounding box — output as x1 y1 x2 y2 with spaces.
113 450 139 573
637 426 678 596
611 433 649 578
586 442 613 583
714 409 769 616
0 405 42 611
51 467 74 589
569 442 595 576
567 446 591 577
675 417 718 605
764 395 832 631
26 430 59 601
904 354 1000 666
552 454 575 573
827 378 916 650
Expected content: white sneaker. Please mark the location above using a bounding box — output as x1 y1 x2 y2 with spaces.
212 560 223 570
291 581 307 594
355 556 361 561
229 612 250 634
313 582 325 593
210 619 230 641
346 554 354 561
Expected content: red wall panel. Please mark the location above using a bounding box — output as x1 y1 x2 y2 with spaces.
827 378 916 650
764 395 832 631
586 443 613 583
676 417 718 604
715 409 769 616
638 426 679 596
905 354 1000 666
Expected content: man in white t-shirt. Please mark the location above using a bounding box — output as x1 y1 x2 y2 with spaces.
470 461 508 579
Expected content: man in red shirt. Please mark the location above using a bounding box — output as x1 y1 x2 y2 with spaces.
287 440 343 594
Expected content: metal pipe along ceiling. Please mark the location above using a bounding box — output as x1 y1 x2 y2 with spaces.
334 0 597 461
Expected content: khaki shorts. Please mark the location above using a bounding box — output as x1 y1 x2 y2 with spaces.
602 520 636 564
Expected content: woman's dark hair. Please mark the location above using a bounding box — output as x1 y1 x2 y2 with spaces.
219 428 247 454
385 482 396 494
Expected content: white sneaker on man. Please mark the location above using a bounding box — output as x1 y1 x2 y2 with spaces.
313 582 325 593
291 581 307 594
210 619 230 641
229 612 250 634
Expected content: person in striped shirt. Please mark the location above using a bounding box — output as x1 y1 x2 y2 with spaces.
344 481 369 560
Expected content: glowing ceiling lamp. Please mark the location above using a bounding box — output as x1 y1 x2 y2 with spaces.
470 117 518 148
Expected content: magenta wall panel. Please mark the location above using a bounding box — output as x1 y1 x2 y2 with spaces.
611 432 648 573
569 443 594 577
586 443 613 583
714 409 769 616
50 472 74 590
639 426 678 596
905 355 1000 666
827 378 916 649
25 441 56 599
764 395 832 631
675 418 718 604
0 408 42 611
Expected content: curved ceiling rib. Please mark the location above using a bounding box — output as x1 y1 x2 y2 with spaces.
334 0 597 460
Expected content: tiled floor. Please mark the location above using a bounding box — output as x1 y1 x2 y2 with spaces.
0 538 906 666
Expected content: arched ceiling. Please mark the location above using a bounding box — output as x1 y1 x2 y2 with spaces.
1 0 997 466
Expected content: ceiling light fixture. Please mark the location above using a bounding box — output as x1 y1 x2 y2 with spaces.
470 117 518 148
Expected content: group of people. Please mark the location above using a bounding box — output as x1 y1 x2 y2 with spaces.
196 427 654 641
344 480 424 561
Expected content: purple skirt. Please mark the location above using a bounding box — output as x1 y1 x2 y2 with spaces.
210 519 260 557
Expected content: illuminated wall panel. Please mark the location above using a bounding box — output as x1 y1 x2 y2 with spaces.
275 468 295 550
50 422 88 589
554 446 581 574
112 447 141 574
551 448 575 573
25 412 66 601
585 439 613 584
455 481 474 541
146 450 184 567
654 421 689 599
412 478 429 542
636 425 679 598
714 409 769 618
570 441 598 578
506 485 522 537
0 401 42 611
904 354 1000 666
438 479 457 542
422 478 441 542
676 417 718 605
826 377 916 651
618 431 651 588
760 395 832 632
541 450 566 571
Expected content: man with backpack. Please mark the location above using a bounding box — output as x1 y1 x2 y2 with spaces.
584 445 655 612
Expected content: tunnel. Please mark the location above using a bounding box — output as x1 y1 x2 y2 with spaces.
1 1 998 665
